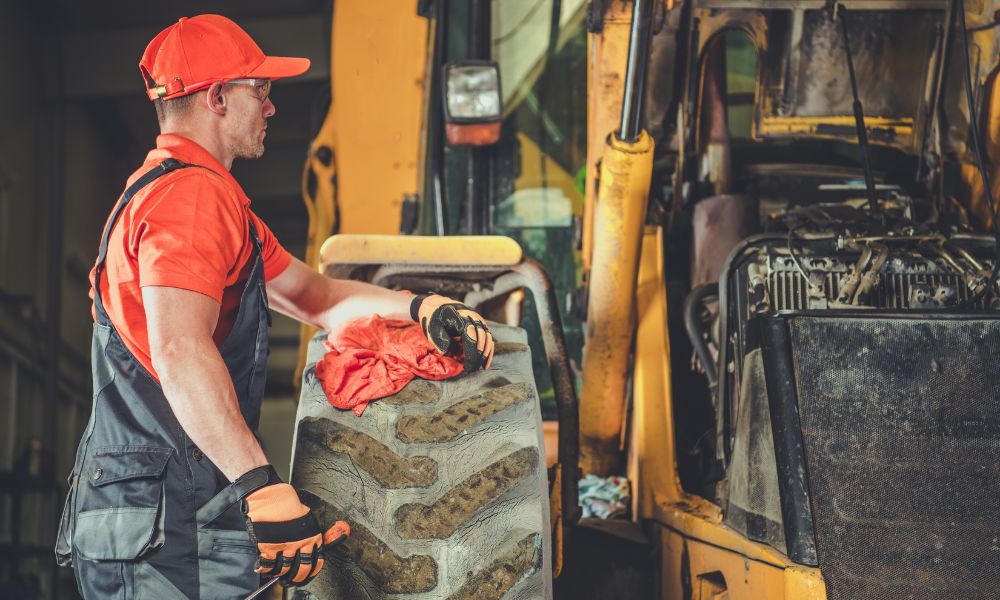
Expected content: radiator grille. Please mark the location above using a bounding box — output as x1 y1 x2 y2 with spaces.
789 317 1000 599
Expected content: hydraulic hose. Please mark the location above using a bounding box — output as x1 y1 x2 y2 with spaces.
684 283 719 390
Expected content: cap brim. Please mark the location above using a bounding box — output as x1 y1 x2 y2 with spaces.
248 56 311 80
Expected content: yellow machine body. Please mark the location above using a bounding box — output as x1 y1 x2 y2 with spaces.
630 228 827 599
296 0 429 377
310 1 829 597
579 130 654 476
307 1 428 238
304 1 1000 598
310 1 830 597
577 3 827 593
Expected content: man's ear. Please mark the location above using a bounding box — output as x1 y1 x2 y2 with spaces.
205 81 227 116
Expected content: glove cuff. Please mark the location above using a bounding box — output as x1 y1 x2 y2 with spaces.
410 293 435 322
233 464 282 502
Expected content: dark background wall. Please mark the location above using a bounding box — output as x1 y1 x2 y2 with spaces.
0 2 333 597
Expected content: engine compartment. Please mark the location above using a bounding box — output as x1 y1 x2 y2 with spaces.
678 173 1000 496
740 193 1000 314
682 181 1000 582
716 184 1000 433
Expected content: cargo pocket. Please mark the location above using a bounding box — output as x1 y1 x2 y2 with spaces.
196 483 260 598
54 474 78 567
73 446 172 561
197 526 258 596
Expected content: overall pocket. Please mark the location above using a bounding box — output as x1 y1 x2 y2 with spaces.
73 446 172 561
54 474 78 567
196 483 260 598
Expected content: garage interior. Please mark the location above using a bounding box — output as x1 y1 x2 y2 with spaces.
1 2 332 597
6 1 1000 599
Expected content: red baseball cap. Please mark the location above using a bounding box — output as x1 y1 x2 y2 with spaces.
140 14 311 101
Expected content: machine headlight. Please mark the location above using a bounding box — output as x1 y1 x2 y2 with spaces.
443 61 502 146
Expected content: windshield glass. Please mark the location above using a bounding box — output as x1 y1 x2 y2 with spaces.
491 0 588 414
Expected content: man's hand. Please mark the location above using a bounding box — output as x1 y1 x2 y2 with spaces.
410 293 494 372
239 465 350 586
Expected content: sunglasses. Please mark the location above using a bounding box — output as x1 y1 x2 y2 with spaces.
224 78 271 102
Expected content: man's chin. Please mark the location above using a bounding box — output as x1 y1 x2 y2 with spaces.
235 144 265 160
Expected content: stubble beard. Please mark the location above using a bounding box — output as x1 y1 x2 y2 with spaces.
228 135 265 160
226 113 266 160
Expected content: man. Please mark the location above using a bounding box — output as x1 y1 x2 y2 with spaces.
54 14 494 599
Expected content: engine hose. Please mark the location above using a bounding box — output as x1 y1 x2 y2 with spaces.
684 283 719 390
715 233 790 464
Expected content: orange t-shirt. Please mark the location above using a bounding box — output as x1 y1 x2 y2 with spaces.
89 134 292 380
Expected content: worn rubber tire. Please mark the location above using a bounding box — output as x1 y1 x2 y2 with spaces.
288 324 552 600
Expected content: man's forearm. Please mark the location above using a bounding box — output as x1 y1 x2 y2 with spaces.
268 259 412 334
153 335 268 481
313 278 412 331
266 258 494 370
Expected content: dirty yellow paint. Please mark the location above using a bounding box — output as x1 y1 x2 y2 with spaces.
630 226 684 516
629 226 829 599
584 0 634 272
319 234 523 269
325 2 428 235
297 2 429 380
965 28 1000 230
658 516 827 599
579 130 654 476
758 115 913 141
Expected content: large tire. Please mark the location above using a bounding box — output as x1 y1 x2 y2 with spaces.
288 324 552 600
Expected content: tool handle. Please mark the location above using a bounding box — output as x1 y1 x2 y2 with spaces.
244 576 279 600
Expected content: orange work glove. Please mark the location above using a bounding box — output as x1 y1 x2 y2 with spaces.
410 293 495 372
237 465 350 586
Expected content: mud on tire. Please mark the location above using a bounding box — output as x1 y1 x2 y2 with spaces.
288 324 552 600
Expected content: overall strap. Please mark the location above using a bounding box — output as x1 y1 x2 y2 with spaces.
247 216 263 254
93 158 194 322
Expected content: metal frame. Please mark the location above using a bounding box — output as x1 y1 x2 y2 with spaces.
757 317 818 566
683 2 947 160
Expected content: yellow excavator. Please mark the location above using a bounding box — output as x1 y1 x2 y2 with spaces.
288 1 1000 598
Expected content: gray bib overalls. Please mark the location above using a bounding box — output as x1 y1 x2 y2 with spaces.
55 158 272 599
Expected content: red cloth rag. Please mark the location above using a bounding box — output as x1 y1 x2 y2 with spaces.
314 316 464 416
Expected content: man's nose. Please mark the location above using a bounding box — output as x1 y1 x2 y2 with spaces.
263 97 276 118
